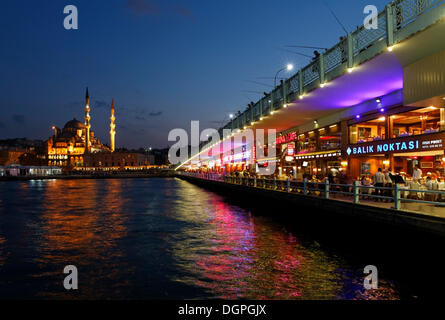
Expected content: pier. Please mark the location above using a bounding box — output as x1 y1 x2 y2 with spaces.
176 0 445 241
179 172 445 237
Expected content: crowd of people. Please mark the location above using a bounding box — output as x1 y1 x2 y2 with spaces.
201 164 445 202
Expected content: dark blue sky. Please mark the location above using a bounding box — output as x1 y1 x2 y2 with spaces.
0 0 388 148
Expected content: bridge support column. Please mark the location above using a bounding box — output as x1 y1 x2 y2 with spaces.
440 107 445 131
298 70 303 97
319 53 325 85
386 4 395 48
347 33 354 69
270 91 274 114
283 80 287 106
325 180 330 199
259 99 263 118
394 184 401 210
353 181 360 204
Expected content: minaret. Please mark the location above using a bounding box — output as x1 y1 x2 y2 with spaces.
84 87 91 153
110 99 116 152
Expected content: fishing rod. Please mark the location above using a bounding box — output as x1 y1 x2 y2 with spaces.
278 48 313 58
285 45 328 50
322 0 349 35
244 80 274 88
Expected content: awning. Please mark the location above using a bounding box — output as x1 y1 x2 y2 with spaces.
295 150 342 160
394 150 444 157
256 157 280 164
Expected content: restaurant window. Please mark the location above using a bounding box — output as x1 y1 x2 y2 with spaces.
349 116 386 144
319 124 341 150
297 132 317 154
391 107 440 138
281 142 295 155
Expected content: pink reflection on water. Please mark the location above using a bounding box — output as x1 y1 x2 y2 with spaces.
189 199 310 299
174 192 401 300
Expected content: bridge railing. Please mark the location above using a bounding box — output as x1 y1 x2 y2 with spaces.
395 0 444 29
179 172 445 212
224 0 445 132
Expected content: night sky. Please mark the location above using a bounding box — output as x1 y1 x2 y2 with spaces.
0 0 389 149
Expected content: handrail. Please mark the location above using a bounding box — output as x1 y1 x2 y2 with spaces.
179 172 445 212
221 0 445 132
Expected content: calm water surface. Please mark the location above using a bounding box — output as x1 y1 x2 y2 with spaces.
0 178 403 299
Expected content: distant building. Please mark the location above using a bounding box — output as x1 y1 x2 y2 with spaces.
150 148 170 165
0 138 44 151
0 165 62 177
0 138 44 166
45 88 111 167
44 88 154 170
83 152 153 169
0 150 26 166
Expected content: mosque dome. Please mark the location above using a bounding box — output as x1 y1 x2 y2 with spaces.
64 118 85 129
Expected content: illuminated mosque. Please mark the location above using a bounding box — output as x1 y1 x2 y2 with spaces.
46 88 116 167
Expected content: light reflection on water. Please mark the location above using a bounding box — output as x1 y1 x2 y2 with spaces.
0 178 399 299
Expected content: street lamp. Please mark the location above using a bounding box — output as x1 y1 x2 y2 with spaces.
274 64 294 88
51 126 58 138
229 113 234 132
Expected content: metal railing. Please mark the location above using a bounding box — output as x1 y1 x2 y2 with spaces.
179 172 445 212
223 0 445 133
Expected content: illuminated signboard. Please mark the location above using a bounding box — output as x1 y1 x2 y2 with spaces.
223 151 251 163
252 145 256 162
276 131 297 145
344 133 445 156
48 154 68 160
287 144 295 156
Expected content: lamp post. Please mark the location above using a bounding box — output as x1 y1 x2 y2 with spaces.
274 64 294 88
51 126 58 138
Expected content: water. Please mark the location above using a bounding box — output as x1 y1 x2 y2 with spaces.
0 177 418 299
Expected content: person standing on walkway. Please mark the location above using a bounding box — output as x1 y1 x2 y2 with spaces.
384 169 394 201
373 168 385 201
413 165 422 182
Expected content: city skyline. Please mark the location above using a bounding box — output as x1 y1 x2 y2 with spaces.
0 0 389 148
1 0 445 305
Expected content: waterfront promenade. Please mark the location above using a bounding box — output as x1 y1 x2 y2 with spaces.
178 172 445 236
177 0 445 210
0 170 175 181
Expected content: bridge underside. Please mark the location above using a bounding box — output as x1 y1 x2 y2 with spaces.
249 16 445 134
